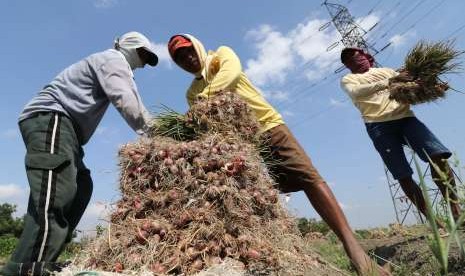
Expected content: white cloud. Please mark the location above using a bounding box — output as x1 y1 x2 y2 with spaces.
389 34 406 47
94 125 120 143
95 126 108 135
389 31 415 48
151 42 173 68
84 201 109 218
77 201 111 235
2 128 19 139
244 14 380 88
338 201 352 210
329 98 346 107
304 68 330 82
356 14 379 32
289 18 341 73
378 175 388 182
261 89 289 101
93 0 118 8
0 184 28 216
245 25 294 86
282 110 294 117
0 184 24 199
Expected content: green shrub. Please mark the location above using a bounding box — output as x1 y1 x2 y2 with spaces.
0 235 18 257
355 229 372 240
297 218 331 236
0 203 24 237
58 241 82 261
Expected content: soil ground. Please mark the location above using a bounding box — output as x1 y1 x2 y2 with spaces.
307 224 465 276
3 224 465 275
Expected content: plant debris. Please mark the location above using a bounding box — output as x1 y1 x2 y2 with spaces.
389 40 464 105
75 91 329 275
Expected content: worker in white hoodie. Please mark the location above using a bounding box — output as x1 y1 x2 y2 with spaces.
3 31 158 276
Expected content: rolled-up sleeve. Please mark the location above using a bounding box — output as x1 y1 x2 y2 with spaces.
97 59 152 134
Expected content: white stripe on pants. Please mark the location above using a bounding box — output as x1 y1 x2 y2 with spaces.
37 113 59 262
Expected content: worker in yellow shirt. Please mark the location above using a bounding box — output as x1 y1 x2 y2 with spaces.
340 47 461 223
168 34 390 276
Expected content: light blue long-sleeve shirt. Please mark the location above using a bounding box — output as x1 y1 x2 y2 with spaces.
19 49 152 145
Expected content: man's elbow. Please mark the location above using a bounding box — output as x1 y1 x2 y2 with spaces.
344 89 360 100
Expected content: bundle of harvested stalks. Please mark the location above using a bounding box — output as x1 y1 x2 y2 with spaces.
150 92 261 144
149 105 195 141
389 40 464 105
75 91 324 275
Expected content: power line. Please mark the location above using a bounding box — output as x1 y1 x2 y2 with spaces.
350 0 387 41
275 1 379 124
372 0 447 49
323 1 379 54
378 44 395 65
368 0 448 58
275 65 343 111
271 20 336 96
257 58 338 111
444 22 465 40
285 38 400 131
366 0 385 16
358 0 385 26
265 0 397 111
265 1 459 130
285 0 406 129
288 96 350 129
377 0 426 40
394 0 447 39
366 1 410 44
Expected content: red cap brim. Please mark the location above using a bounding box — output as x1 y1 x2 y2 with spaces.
168 35 193 58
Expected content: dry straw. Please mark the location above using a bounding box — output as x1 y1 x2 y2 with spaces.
75 92 331 275
389 40 464 105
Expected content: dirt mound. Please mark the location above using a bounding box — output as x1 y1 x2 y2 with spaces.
360 226 465 276
74 92 342 275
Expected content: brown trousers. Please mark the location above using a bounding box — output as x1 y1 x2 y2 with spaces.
263 124 325 193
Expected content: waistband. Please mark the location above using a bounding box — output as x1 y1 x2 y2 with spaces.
19 111 84 145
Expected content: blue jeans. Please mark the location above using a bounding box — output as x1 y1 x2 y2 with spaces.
365 116 451 180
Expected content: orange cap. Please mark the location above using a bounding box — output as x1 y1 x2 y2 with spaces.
168 35 193 58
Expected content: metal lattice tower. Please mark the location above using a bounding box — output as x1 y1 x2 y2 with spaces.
385 152 441 225
322 1 446 225
322 0 379 55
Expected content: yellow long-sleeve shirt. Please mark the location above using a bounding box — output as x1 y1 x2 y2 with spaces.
341 67 414 123
186 46 284 133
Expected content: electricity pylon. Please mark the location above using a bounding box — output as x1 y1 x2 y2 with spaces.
322 0 379 55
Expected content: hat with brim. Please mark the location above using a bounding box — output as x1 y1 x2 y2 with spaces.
116 31 159 67
168 35 193 59
141 45 159 66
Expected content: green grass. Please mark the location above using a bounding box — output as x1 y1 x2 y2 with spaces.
307 232 354 274
0 235 82 265
412 153 465 275
148 106 196 141
57 241 82 262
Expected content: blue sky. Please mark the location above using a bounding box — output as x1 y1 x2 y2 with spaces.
1 0 465 234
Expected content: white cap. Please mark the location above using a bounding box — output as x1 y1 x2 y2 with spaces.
115 31 158 66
